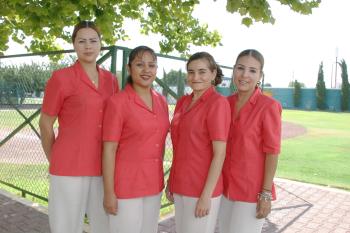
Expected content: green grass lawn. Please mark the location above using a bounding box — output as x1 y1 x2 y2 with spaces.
1 109 349 214
0 162 174 216
277 110 350 190
0 109 40 128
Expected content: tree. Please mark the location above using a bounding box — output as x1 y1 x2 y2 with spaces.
162 69 186 97
176 69 186 97
164 69 186 86
0 61 69 104
288 80 305 88
0 0 320 54
340 59 350 111
316 62 327 110
293 80 302 108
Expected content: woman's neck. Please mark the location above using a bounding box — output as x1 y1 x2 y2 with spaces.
132 84 152 97
237 88 255 103
79 60 97 75
192 87 211 102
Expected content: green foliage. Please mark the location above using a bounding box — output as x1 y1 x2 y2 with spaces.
163 69 186 86
176 69 186 97
162 69 186 97
292 79 302 108
340 59 350 111
226 0 320 26
0 61 69 104
0 0 320 55
288 80 305 88
316 62 327 110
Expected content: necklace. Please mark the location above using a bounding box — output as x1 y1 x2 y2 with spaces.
90 75 98 86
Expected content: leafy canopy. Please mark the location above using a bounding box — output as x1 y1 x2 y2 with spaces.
0 0 320 55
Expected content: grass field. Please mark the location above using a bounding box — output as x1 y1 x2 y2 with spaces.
277 110 350 190
1 109 349 212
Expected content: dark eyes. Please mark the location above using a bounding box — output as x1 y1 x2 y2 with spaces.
78 39 98 43
236 66 257 73
135 63 157 68
187 70 207 74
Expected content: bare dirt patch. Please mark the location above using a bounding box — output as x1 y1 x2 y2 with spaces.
282 121 307 139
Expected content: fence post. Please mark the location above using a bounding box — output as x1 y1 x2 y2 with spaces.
110 46 117 75
121 49 130 89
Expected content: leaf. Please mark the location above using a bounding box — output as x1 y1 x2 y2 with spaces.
0 0 320 56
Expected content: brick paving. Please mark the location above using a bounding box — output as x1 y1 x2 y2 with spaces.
158 178 350 233
1 178 350 233
0 189 49 233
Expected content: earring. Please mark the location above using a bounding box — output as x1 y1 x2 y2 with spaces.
256 81 261 87
211 79 216 85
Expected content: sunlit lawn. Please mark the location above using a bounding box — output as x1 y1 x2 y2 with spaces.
1 108 350 216
277 110 350 190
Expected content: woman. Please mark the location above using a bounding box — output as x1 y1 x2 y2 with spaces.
102 46 170 233
166 52 231 233
39 21 118 233
219 49 282 233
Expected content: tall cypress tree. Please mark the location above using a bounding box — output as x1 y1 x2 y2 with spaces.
340 59 350 111
316 62 327 110
293 80 302 108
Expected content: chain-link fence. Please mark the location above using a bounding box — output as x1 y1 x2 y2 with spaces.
0 46 234 216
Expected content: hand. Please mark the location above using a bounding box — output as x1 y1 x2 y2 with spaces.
256 199 271 219
103 192 118 215
195 196 211 218
165 184 174 203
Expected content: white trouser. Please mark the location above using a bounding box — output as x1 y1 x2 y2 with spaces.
49 175 109 233
109 192 162 233
173 193 221 233
219 196 265 233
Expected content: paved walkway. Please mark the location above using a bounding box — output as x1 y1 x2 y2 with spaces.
1 178 350 233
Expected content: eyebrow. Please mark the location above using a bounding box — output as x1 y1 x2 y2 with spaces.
236 64 259 70
76 37 99 40
133 60 157 63
188 68 208 72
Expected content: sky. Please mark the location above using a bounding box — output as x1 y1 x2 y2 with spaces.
4 0 350 88
191 0 350 88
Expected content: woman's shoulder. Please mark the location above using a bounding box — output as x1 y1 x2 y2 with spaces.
259 93 281 106
111 89 128 100
52 65 75 77
46 65 77 88
176 94 190 105
227 92 237 102
99 67 116 79
210 90 230 104
257 94 282 113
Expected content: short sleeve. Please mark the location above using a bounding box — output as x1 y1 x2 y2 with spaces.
262 100 282 155
41 72 64 116
207 97 231 141
102 96 124 142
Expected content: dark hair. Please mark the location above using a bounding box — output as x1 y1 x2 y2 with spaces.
72 21 101 43
127 46 157 84
186 52 223 86
235 49 264 71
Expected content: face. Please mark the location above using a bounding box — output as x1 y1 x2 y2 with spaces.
187 58 216 94
127 51 157 88
233 55 262 93
73 28 101 64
